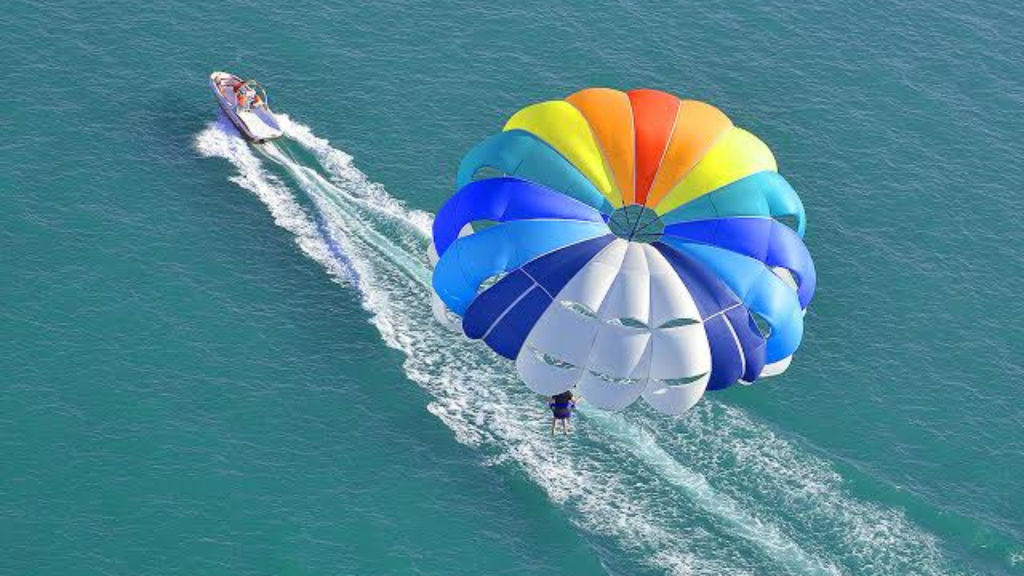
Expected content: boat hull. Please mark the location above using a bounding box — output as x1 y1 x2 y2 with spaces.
209 72 283 143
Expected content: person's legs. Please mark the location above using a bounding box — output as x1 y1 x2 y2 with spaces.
561 418 569 434
551 417 557 435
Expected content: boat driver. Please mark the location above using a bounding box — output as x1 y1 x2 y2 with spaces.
236 84 256 112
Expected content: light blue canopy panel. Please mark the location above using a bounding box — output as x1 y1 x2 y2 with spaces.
660 171 806 237
432 220 611 316
456 130 615 214
662 239 804 363
663 217 816 309
432 177 605 258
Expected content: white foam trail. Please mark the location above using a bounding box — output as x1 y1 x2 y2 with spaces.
659 403 966 576
197 115 974 576
587 408 838 575
276 114 433 238
193 115 356 284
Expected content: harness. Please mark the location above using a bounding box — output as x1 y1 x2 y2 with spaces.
549 400 575 419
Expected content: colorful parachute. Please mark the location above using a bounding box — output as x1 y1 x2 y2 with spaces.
429 88 815 415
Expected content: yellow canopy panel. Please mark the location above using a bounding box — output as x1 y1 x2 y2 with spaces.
504 100 622 208
654 128 778 215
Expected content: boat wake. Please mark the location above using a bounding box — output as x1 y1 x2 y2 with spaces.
193 114 357 284
195 114 984 576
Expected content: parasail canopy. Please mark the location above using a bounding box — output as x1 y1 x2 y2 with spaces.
430 88 815 416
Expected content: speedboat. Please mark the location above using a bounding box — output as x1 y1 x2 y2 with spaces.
209 71 283 143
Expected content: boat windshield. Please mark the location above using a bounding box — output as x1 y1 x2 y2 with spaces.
234 80 270 111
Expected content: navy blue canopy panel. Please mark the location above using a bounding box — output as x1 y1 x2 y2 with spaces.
663 217 816 309
724 305 768 383
432 220 611 316
661 238 804 364
654 242 767 389
463 235 615 360
432 177 606 258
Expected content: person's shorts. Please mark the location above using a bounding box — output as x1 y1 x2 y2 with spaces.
552 409 572 420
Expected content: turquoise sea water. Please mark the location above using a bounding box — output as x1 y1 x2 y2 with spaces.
4 1 1023 574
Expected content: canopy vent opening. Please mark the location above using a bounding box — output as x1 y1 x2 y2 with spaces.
607 205 664 243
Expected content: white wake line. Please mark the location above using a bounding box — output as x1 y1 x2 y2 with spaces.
257 120 841 576
274 114 433 238
193 115 356 285
588 408 838 576
259 142 431 289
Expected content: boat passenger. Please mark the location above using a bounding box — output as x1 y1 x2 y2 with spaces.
240 85 257 111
